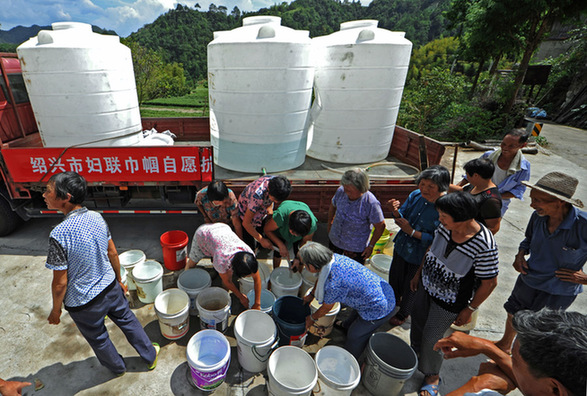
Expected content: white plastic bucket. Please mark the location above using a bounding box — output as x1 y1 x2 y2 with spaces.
120 265 127 288
362 332 418 396
239 262 270 295
299 267 318 298
186 329 231 391
196 287 231 333
132 260 163 304
267 346 318 396
451 309 479 332
308 295 341 338
234 310 278 373
119 249 145 291
368 254 392 281
177 268 212 316
270 267 302 298
247 289 276 314
154 288 190 340
315 346 361 395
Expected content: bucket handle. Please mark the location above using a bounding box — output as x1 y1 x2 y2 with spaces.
252 337 279 363
176 321 188 331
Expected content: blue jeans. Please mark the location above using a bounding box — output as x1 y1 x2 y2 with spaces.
343 309 393 360
68 283 156 374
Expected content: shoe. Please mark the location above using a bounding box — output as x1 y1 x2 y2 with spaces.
116 371 126 377
389 314 407 327
334 320 348 335
148 343 160 371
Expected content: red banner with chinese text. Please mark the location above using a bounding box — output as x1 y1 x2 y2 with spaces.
1 146 213 183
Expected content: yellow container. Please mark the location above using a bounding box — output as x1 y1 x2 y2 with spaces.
369 228 392 257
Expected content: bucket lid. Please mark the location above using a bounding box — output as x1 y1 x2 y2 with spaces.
315 346 361 389
270 267 302 288
178 268 212 291
370 254 392 273
132 260 163 282
119 249 146 268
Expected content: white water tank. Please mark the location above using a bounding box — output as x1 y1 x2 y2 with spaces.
307 20 412 163
208 16 314 172
17 22 142 147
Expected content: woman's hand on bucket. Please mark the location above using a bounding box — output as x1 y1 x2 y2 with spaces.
238 293 249 308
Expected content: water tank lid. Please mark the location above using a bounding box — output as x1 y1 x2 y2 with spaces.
52 22 92 32
243 16 281 26
340 20 378 31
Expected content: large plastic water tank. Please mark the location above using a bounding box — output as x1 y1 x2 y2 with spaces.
17 22 142 147
208 16 314 172
307 20 412 163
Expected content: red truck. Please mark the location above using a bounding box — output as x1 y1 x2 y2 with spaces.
0 52 446 236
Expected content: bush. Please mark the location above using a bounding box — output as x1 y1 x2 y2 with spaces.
429 103 495 142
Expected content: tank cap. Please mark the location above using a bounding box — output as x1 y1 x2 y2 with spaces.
37 31 54 45
341 20 378 31
51 22 93 32
243 16 281 26
257 26 276 39
357 29 376 42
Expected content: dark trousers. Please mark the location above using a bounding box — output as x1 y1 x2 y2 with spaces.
329 241 366 265
388 252 419 319
342 309 393 360
68 283 156 374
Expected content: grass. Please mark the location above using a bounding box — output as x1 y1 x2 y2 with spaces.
140 84 209 118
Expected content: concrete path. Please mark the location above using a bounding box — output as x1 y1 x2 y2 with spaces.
0 123 585 395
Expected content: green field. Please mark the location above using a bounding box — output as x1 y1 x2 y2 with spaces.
140 84 209 117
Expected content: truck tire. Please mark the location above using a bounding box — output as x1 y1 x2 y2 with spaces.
0 196 22 236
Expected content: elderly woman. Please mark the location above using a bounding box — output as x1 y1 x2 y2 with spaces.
409 192 499 396
388 165 450 326
186 223 262 310
328 169 386 264
299 242 395 359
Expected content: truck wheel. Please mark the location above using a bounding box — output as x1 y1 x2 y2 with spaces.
0 196 22 236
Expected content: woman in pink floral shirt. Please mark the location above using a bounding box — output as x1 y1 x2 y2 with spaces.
185 223 262 309
235 175 292 251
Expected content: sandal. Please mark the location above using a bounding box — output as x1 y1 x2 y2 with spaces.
419 378 442 396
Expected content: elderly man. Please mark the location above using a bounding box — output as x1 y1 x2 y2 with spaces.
459 129 530 216
434 308 587 396
495 172 586 353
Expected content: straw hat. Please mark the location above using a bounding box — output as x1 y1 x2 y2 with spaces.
522 172 584 208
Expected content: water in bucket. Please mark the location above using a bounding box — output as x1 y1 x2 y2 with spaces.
196 287 231 333
186 329 231 391
315 346 361 395
273 296 310 347
154 288 190 340
363 332 418 396
267 346 318 396
177 268 212 315
247 289 276 314
234 310 278 373
270 267 302 298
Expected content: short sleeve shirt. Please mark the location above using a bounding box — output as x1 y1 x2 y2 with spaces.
323 254 395 321
422 223 499 312
329 187 385 252
189 223 253 274
272 200 318 248
237 176 273 228
45 208 115 308
195 186 238 224
463 185 502 225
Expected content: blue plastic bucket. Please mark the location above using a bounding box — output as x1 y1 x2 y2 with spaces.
247 289 276 314
272 296 310 347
